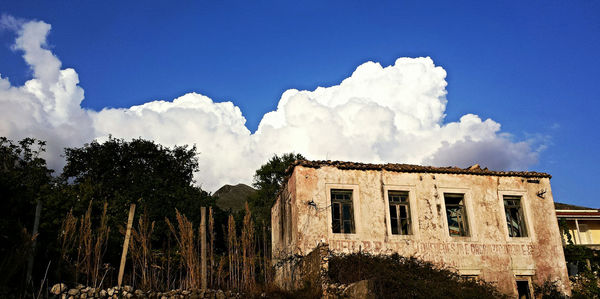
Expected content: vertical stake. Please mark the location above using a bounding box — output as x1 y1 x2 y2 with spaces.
575 219 582 245
118 203 136 287
26 199 42 285
201 206 207 290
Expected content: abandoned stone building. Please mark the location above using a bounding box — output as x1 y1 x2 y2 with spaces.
271 160 570 297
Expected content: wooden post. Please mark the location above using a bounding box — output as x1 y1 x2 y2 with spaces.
575 219 582 245
26 199 42 285
200 207 207 290
118 203 136 287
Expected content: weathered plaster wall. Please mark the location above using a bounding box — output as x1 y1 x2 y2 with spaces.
272 165 570 296
272 170 297 259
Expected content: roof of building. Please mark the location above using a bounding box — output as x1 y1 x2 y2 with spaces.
287 160 552 178
554 202 598 211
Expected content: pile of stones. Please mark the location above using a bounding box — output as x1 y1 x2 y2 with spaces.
50 283 241 299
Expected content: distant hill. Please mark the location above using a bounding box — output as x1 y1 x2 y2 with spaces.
213 183 257 212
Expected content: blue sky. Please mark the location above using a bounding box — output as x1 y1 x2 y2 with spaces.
0 1 599 207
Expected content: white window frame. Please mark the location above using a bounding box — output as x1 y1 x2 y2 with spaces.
383 184 419 239
498 190 535 242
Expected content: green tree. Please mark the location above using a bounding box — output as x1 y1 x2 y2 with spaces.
248 153 304 226
54 137 214 261
0 137 53 291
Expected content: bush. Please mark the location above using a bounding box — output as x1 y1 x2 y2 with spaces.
534 279 569 299
328 252 507 299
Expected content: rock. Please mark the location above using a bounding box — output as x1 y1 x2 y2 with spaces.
68 289 79 296
135 289 144 296
342 279 376 299
216 290 226 299
79 293 87 298
100 289 107 297
181 290 190 296
51 283 68 295
123 285 133 292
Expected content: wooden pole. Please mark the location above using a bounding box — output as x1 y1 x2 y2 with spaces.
575 219 582 245
118 203 136 287
200 207 207 290
26 199 42 285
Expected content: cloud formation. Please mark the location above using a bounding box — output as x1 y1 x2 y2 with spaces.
0 17 541 191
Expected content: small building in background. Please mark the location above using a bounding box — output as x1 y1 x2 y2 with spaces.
555 202 600 249
271 160 570 297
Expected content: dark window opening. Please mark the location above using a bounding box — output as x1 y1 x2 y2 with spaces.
331 189 355 234
504 195 528 237
444 193 469 237
516 280 531 299
388 190 411 235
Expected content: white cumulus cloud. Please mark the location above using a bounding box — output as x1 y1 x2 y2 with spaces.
0 17 543 191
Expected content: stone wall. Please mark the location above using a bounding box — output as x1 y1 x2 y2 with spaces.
272 243 330 293
49 284 240 299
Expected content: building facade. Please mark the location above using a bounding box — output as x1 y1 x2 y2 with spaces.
555 202 600 249
272 160 570 297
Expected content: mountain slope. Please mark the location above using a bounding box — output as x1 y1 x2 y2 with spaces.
213 183 257 212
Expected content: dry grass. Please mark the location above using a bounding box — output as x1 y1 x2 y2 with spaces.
55 202 273 293
166 209 200 289
241 202 255 292
130 209 159 290
227 214 239 290
209 207 215 288
59 201 110 288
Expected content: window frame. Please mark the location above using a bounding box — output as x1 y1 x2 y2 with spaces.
330 189 355 234
326 184 360 236
383 185 418 239
498 190 535 242
515 275 534 299
443 193 470 237
439 187 475 240
503 195 528 238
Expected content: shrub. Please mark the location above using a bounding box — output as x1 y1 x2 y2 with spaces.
328 252 507 299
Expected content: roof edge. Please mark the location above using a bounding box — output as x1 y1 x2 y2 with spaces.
286 159 552 178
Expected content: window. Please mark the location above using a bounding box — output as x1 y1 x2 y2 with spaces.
444 193 469 237
331 189 355 234
516 278 532 299
388 190 411 235
504 195 528 237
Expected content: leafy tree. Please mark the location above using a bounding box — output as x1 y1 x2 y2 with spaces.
248 153 304 226
0 137 53 290
54 137 214 261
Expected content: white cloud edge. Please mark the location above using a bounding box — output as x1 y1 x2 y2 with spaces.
0 17 546 191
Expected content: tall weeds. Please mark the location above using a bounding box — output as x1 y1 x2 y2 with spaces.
209 207 215 288
166 209 200 289
130 210 158 290
227 214 239 290
59 201 110 288
241 203 255 292
55 202 273 293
